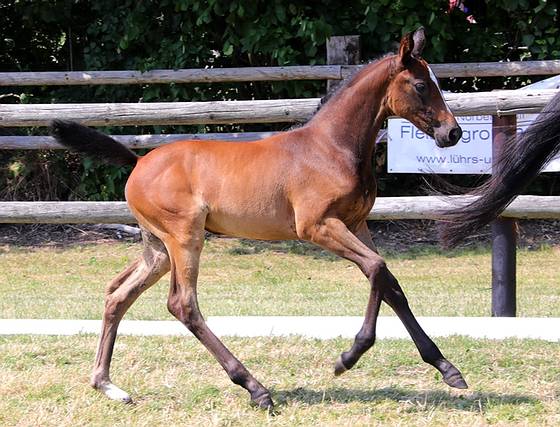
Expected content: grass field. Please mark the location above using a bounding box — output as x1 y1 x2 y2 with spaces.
1 236 559 425
1 335 559 426
0 237 559 319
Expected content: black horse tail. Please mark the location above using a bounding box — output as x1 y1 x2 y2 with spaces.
50 120 138 166
439 90 560 248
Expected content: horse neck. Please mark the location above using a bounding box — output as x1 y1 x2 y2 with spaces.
309 57 394 168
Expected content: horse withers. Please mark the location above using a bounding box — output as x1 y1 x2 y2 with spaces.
52 27 464 410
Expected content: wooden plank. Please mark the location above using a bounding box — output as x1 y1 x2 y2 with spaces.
1 60 560 87
343 61 560 80
1 196 559 224
0 89 558 127
430 60 560 78
0 99 320 127
369 196 560 220
0 132 280 150
0 202 134 224
0 66 343 86
443 89 559 115
327 35 361 92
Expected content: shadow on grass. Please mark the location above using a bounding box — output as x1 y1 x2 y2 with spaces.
0 223 139 250
224 238 339 261
1 223 495 261
273 386 537 411
224 237 492 261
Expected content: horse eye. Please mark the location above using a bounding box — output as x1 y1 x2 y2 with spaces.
415 82 426 94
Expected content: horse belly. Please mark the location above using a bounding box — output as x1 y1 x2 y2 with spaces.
203 181 296 239
205 208 297 240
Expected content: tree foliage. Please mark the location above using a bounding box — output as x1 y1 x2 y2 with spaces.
1 1 559 200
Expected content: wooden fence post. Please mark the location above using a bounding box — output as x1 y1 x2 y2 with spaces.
491 115 517 317
326 35 361 93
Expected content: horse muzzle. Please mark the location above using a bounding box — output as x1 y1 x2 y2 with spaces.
434 124 462 148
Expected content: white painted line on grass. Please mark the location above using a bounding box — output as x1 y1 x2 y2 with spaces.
0 317 559 341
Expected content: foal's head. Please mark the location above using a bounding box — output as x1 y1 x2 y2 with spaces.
386 27 462 148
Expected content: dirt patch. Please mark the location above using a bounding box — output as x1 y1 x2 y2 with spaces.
0 224 139 247
1 220 559 251
368 219 560 253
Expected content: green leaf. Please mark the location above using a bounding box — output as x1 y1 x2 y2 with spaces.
275 4 286 22
522 34 535 47
223 43 234 56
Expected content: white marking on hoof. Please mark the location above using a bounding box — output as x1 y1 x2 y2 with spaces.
98 383 133 403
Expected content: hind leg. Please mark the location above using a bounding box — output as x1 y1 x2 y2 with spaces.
163 215 273 409
91 229 170 402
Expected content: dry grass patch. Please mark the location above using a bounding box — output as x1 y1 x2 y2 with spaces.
0 238 559 318
0 335 559 426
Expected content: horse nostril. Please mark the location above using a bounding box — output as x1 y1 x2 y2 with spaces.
449 126 462 143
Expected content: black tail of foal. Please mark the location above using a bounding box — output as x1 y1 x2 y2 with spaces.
50 120 138 167
439 91 560 247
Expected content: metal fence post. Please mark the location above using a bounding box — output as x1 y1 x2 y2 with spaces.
491 114 517 317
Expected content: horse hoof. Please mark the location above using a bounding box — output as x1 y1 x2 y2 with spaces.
435 359 468 390
334 355 348 376
96 382 133 403
443 371 468 389
251 391 274 411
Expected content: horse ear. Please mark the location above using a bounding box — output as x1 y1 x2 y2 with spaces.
411 26 426 58
398 31 415 67
398 26 425 67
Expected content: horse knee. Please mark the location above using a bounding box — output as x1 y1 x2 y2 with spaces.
364 259 387 282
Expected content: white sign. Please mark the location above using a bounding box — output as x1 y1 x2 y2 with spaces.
387 114 560 174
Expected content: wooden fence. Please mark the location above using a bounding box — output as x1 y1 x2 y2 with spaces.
2 196 560 224
1 59 559 86
0 89 557 128
2 36 560 317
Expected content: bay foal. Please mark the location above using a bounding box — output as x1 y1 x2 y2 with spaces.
52 28 465 409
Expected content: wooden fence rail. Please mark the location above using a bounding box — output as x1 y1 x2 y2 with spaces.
1 60 560 86
0 132 279 150
0 99 317 127
1 196 559 224
0 89 558 127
